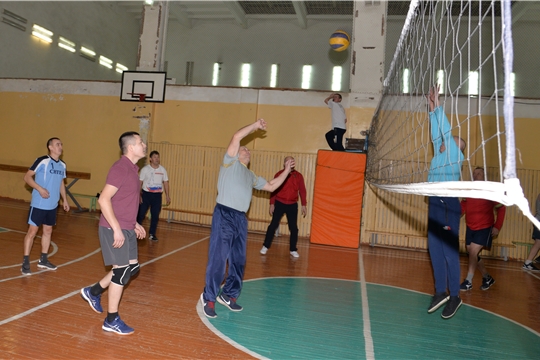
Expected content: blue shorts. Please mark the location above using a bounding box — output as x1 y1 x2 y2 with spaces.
466 226 493 247
28 206 57 227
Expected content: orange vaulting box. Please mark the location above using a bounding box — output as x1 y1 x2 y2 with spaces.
310 150 366 248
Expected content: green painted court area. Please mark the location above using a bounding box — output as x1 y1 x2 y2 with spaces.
207 278 540 359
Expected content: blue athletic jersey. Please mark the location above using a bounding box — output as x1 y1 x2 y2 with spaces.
29 155 67 210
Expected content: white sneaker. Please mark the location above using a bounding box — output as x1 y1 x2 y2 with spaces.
260 246 268 255
290 251 300 258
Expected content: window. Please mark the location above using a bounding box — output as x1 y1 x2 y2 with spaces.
212 63 220 86
437 70 444 94
270 64 279 88
468 71 479 95
402 68 410 94
301 65 312 89
331 66 342 91
240 63 250 87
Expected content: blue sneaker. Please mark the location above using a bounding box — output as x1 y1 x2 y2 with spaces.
102 316 134 335
217 293 243 312
80 287 103 313
200 293 217 318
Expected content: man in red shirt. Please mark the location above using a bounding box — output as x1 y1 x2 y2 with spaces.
260 156 307 258
460 167 506 291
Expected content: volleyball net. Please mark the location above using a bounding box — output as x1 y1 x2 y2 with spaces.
366 0 540 229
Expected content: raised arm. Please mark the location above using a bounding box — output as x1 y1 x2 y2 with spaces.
227 119 267 158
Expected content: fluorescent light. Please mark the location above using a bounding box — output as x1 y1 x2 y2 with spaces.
402 68 409 94
116 63 128 74
331 66 342 91
32 24 53 43
212 63 220 86
301 65 312 89
468 71 479 95
144 0 154 5
58 36 76 53
99 55 113 69
270 64 279 88
80 46 96 61
240 63 250 87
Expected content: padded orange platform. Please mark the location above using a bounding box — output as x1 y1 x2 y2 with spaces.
310 150 366 248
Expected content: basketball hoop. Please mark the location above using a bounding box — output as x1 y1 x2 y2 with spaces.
127 93 146 102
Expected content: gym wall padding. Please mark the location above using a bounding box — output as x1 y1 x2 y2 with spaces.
310 150 366 248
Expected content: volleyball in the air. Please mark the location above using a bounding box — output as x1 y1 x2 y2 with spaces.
329 30 350 52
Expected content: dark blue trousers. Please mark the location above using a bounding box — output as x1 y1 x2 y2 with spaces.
428 196 461 296
137 191 162 236
325 127 346 151
263 201 299 251
203 203 247 302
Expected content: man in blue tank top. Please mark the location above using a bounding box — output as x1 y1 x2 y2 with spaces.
21 137 70 275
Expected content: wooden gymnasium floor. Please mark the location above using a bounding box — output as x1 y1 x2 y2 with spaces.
1 197 539 359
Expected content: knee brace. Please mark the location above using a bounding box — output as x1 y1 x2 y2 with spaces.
129 262 140 276
111 266 131 286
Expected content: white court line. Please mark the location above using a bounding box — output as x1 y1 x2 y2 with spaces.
358 245 375 360
0 236 209 326
0 247 100 283
0 240 57 270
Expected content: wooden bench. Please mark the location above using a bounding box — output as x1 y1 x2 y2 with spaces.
0 163 92 212
71 193 98 212
491 243 516 261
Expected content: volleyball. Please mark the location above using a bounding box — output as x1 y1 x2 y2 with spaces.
329 30 350 52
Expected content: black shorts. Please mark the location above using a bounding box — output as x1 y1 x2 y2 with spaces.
28 206 57 227
533 225 540 241
465 226 493 247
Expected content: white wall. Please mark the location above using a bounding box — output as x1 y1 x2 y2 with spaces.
165 18 353 90
0 1 140 80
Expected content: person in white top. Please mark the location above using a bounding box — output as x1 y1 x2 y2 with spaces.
324 93 347 151
136 151 170 241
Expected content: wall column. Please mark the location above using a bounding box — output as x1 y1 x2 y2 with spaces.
347 1 388 135
136 1 169 71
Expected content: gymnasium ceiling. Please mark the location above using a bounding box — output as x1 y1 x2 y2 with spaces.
114 1 539 29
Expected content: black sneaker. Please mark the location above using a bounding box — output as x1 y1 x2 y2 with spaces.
522 262 540 271
21 263 31 276
534 256 540 264
217 293 243 312
37 260 57 270
149 234 159 241
441 296 462 319
428 292 449 313
460 279 472 291
480 275 495 291
200 293 217 318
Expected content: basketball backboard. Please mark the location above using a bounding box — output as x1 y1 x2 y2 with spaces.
120 71 167 103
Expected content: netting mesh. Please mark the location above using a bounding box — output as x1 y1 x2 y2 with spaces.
366 0 540 230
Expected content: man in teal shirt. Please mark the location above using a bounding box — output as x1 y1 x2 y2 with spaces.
426 85 466 320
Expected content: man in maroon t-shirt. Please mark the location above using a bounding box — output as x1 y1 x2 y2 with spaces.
260 156 307 258
80 131 147 335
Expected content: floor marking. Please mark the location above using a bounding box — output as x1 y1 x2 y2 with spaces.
359 245 375 360
0 240 57 270
0 247 100 283
0 236 209 325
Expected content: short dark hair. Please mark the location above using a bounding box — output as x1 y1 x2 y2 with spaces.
149 150 159 158
118 131 140 154
46 137 60 150
335 93 342 100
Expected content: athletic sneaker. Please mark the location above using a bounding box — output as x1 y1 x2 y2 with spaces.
200 293 217 318
217 293 243 312
149 234 159 241
102 315 134 335
480 275 496 291
428 292 449 313
290 251 300 258
21 263 31 276
459 279 472 291
37 260 57 270
522 262 540 271
260 246 268 255
80 287 103 313
441 296 462 319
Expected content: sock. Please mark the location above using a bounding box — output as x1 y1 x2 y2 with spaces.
23 256 30 264
90 282 105 296
107 312 118 323
483 273 491 279
40 253 48 262
466 273 473 282
525 260 532 265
